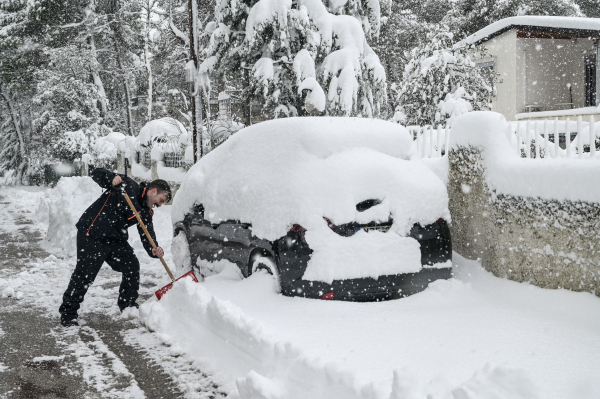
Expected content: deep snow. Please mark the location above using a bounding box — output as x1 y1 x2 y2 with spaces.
141 255 600 399
1 182 599 399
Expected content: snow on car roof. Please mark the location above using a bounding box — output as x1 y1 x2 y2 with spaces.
172 117 450 241
466 16 600 45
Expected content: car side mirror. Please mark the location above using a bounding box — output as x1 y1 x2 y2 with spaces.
193 204 205 219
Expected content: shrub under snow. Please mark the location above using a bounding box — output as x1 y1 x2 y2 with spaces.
394 23 493 127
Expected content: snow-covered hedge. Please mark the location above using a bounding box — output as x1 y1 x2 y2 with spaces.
448 111 600 296
449 112 600 202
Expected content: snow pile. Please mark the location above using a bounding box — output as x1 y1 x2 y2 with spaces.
449 112 600 202
44 177 104 256
138 118 188 150
117 135 137 158
303 224 422 283
438 87 473 125
0 169 17 185
570 120 600 152
1 286 22 299
93 131 127 162
156 164 186 182
139 252 600 399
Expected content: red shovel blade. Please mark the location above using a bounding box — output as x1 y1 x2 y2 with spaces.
155 270 199 300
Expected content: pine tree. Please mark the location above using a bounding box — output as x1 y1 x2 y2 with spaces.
394 23 494 126
32 46 102 162
200 0 387 118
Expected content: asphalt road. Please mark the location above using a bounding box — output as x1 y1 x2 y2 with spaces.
0 192 221 398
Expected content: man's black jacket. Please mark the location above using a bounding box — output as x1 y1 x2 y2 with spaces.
75 168 159 258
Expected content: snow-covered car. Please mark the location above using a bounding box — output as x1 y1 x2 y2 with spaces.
171 117 452 301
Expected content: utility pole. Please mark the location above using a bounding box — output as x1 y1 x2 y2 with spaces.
187 0 202 162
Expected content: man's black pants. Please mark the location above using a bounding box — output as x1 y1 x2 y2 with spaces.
59 230 140 322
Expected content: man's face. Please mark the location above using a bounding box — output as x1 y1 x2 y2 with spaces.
146 188 169 208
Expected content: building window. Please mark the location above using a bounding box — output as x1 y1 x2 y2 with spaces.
476 60 495 92
585 55 596 107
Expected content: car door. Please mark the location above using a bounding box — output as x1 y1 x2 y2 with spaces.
188 207 222 263
217 221 253 273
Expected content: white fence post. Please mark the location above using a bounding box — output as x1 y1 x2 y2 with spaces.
516 122 521 156
422 127 427 158
445 125 450 156
543 120 549 159
591 116 596 158
554 118 560 158
525 120 531 158
436 125 443 157
534 120 540 159
429 126 435 158
567 118 573 157
409 118 598 161
577 116 583 158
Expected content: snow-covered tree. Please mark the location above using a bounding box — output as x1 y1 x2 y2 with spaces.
443 0 582 41
200 0 387 118
393 24 493 126
32 46 103 162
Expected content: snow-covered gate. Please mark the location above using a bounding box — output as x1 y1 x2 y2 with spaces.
443 112 600 297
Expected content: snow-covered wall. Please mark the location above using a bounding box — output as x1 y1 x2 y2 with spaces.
448 111 600 296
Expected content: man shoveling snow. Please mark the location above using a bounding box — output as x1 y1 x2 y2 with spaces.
58 168 171 327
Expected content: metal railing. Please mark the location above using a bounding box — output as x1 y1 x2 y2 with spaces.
163 152 185 168
142 151 152 169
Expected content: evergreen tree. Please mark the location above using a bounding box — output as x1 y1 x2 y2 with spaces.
394 23 493 126
200 0 387 118
32 46 102 162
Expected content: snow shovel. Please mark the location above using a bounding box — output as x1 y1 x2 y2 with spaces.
121 189 198 300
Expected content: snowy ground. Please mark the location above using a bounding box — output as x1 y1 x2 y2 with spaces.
1 183 599 398
0 185 226 398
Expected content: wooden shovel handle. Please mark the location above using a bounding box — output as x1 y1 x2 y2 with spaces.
122 191 175 282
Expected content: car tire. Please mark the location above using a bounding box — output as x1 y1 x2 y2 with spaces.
171 230 193 275
249 254 281 294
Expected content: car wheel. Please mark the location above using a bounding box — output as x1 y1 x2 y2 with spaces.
249 254 281 294
171 230 193 275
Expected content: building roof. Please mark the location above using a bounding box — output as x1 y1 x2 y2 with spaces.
466 16 600 45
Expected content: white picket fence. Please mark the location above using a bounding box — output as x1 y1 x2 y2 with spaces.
406 125 450 158
407 116 599 159
509 116 598 159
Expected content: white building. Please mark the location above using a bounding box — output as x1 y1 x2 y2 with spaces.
467 16 600 121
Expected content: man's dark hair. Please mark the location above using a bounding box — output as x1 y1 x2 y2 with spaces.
148 179 172 202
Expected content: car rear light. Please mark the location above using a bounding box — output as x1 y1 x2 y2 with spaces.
320 292 334 300
290 224 306 232
324 218 338 230
436 218 445 223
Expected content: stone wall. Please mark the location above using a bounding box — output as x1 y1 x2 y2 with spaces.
448 146 600 297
